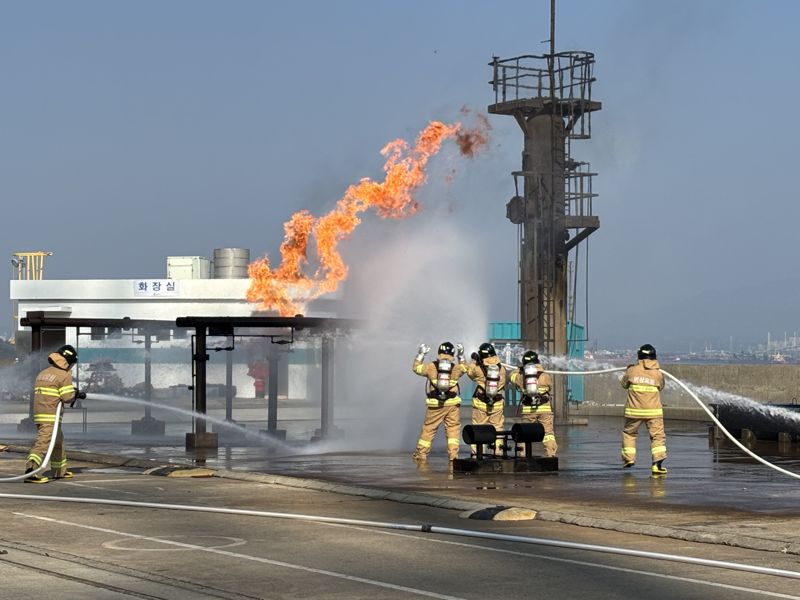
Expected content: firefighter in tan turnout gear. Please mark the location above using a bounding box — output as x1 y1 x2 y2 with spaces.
24 345 86 483
620 344 667 475
466 342 506 455
411 341 467 461
509 350 557 457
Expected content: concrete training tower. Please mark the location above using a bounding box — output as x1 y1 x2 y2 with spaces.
488 12 601 416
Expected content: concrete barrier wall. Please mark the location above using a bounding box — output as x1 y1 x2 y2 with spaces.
573 364 800 421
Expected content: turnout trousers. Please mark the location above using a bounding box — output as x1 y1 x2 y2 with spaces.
471 406 504 454
413 404 461 460
519 412 558 457
621 417 666 465
26 422 68 477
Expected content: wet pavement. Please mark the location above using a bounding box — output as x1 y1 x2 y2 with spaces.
2 413 800 553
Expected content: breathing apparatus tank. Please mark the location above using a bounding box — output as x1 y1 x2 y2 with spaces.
484 363 501 399
434 358 454 393
522 362 539 396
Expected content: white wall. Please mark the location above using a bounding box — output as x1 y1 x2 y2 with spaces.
10 279 326 400
11 279 254 329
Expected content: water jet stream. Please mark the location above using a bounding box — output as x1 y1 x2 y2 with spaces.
503 359 800 482
89 393 295 453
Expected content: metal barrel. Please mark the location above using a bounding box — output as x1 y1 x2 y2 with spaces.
213 248 250 279
511 422 545 443
462 424 497 445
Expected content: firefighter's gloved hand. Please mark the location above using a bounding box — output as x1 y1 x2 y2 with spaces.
70 390 86 408
416 344 431 361
455 343 465 363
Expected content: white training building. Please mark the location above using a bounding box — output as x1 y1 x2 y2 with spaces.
10 249 328 399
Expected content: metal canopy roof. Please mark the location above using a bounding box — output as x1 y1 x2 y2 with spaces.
174 316 360 330
20 311 361 332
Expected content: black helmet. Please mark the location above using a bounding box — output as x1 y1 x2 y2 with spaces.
522 350 540 365
438 342 455 357
478 342 496 359
637 344 657 360
57 344 78 366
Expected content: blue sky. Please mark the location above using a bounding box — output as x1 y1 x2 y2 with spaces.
2 1 799 350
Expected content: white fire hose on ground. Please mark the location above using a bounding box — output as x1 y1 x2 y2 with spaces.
0 402 63 483
3 367 799 482
0 492 798 580
515 364 800 482
1 376 800 580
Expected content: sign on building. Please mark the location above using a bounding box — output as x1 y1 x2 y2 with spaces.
133 280 180 297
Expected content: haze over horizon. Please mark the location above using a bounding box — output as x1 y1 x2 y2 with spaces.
2 1 799 352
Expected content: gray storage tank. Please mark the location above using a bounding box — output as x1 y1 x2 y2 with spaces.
213 248 250 279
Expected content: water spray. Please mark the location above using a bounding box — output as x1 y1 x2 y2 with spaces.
5 362 800 482
660 369 800 481
89 393 294 452
502 360 800 482
2 366 800 578
0 392 302 482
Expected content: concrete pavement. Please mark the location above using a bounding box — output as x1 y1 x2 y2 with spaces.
3 464 800 599
1 415 799 556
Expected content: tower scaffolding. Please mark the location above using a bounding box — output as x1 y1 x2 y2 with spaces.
489 49 601 418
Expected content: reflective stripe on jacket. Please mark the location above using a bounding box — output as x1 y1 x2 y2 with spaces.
510 366 552 414
412 354 466 408
521 403 552 415
620 359 664 419
471 396 504 412
466 356 506 412
33 352 76 420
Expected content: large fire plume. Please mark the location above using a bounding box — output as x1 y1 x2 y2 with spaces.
246 113 491 315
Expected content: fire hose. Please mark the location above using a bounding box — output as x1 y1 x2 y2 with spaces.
504 363 800 482
1 375 799 579
0 492 798 580
0 402 63 483
4 368 799 482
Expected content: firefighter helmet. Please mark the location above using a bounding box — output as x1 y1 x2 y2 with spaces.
522 350 540 365
56 344 78 366
438 342 455 357
478 342 496 360
637 344 657 360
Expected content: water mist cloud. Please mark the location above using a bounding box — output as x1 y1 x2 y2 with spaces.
328 219 490 453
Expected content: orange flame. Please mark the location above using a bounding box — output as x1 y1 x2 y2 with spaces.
247 115 490 315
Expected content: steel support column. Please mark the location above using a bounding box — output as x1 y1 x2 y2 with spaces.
195 327 207 435
225 345 234 422
18 324 42 431
267 354 279 434
320 336 334 439
29 324 41 419
132 331 166 436
186 325 217 449
144 334 152 420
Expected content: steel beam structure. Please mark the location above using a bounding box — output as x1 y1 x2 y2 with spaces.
175 315 358 449
489 51 600 417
